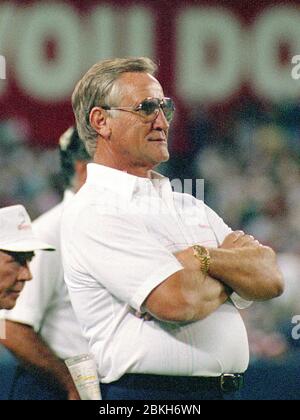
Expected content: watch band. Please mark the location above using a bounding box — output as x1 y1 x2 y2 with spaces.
192 245 211 275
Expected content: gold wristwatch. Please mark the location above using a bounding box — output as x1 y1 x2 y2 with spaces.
192 245 211 275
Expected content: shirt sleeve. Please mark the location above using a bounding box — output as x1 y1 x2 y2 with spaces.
204 204 252 310
3 230 61 331
67 206 184 312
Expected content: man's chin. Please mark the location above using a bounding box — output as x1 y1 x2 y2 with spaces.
1 296 18 310
155 150 170 164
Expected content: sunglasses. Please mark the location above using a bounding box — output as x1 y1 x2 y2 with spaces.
3 251 35 266
101 97 175 123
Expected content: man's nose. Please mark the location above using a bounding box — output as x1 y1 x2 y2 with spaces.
152 108 169 130
17 264 33 282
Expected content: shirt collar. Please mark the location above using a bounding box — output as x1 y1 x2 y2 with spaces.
86 163 170 201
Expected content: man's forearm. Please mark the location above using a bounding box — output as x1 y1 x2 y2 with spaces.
208 246 284 300
0 320 80 400
177 268 230 322
145 248 230 322
145 235 283 322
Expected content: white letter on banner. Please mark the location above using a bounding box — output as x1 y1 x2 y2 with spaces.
176 8 242 103
90 6 154 62
252 6 300 101
0 3 15 95
15 2 81 101
0 55 6 80
89 6 115 63
126 7 154 57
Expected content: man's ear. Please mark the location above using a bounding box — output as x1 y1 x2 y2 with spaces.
89 107 111 139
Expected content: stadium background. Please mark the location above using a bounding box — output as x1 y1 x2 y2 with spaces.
1 0 300 399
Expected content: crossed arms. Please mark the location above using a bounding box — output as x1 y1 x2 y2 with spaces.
144 231 284 323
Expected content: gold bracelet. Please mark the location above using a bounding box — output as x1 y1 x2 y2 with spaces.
192 245 211 275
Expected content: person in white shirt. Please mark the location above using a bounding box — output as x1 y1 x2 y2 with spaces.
0 127 90 400
61 57 284 400
0 205 54 310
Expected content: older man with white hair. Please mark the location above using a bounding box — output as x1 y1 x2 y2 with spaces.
0 205 54 310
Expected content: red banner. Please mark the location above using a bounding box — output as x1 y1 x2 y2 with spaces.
1 0 300 150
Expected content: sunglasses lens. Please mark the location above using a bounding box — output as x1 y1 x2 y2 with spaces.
6 251 32 266
140 99 160 117
139 98 175 122
161 99 175 123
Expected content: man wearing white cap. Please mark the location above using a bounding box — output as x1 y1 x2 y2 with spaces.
0 205 54 310
0 127 90 400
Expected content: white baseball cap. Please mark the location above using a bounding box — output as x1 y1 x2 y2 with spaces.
0 205 55 252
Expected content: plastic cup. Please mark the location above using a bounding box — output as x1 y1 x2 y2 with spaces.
65 354 101 400
0 319 5 339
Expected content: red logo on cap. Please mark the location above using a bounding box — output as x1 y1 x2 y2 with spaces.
17 213 30 231
18 223 31 230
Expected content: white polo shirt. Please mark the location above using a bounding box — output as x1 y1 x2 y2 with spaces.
61 163 250 383
1 191 89 359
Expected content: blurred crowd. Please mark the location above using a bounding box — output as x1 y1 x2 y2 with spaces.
1 97 300 366
0 118 61 219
